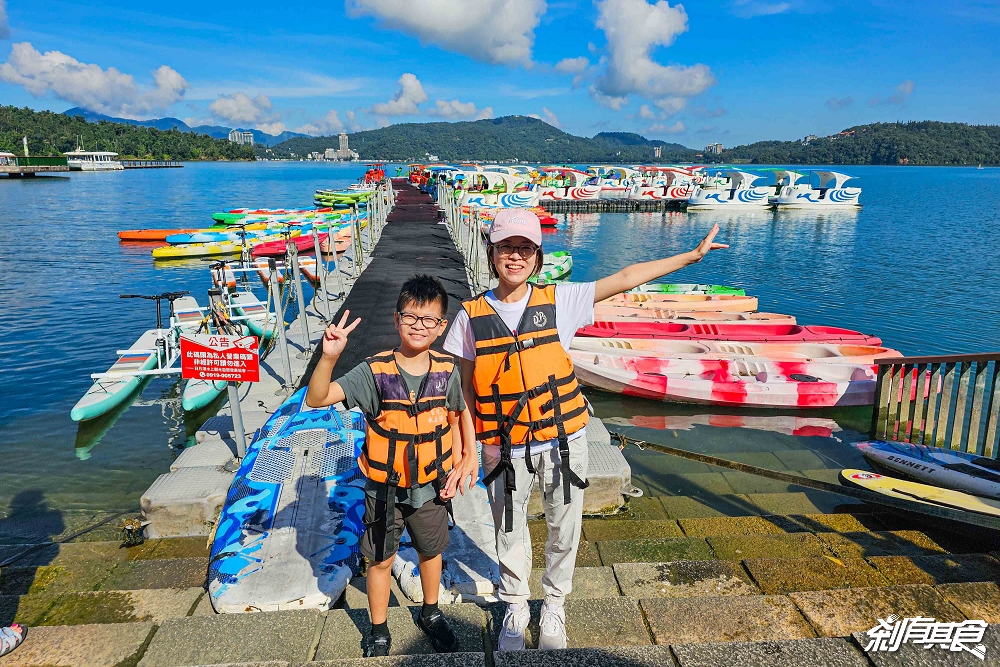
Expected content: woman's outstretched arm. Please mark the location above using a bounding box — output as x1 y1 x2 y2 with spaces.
593 224 729 303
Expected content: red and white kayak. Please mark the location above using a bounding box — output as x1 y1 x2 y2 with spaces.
600 293 759 313
593 306 794 323
570 351 877 407
577 321 882 345
251 230 351 259
571 337 900 364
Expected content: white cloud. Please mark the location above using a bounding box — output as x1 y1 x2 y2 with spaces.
347 0 546 66
589 84 628 110
372 73 427 116
0 0 10 39
257 121 287 136
183 116 214 127
541 106 559 127
869 80 914 107
555 56 589 74
649 120 685 134
826 96 853 111
0 42 188 118
731 0 792 17
592 0 715 108
475 107 494 120
428 99 478 118
209 92 274 124
654 96 687 116
295 110 344 136
638 104 656 119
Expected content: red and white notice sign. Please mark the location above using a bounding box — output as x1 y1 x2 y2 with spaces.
180 334 259 382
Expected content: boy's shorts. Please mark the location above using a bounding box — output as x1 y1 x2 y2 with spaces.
360 494 450 563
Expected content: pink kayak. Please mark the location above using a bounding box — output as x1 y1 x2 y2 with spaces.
600 293 759 313
251 231 351 259
570 351 877 408
570 338 900 364
593 306 795 323
577 321 882 345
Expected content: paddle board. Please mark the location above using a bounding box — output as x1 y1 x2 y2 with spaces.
71 330 161 422
855 440 1000 500
208 388 367 612
839 469 1000 518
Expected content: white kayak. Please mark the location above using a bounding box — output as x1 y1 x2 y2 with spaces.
570 338 900 365
71 329 162 422
855 440 1000 500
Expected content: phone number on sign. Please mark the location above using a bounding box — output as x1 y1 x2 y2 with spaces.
195 371 246 380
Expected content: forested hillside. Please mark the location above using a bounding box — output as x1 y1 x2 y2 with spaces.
0 106 256 160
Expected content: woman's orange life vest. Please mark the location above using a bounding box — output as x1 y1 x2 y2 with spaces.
358 350 455 489
462 284 589 531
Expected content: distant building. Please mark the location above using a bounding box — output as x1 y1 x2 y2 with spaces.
653 146 662 159
339 132 349 152
325 148 337 160
803 134 818 144
704 143 723 155
228 129 254 146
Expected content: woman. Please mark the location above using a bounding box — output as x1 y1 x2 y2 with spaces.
443 209 727 651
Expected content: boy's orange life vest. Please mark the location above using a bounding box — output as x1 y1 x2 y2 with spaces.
462 284 589 531
358 350 455 489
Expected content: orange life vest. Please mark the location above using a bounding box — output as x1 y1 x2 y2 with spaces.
462 284 589 531
358 350 455 489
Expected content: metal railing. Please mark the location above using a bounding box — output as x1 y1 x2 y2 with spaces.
437 181 493 295
870 353 1000 457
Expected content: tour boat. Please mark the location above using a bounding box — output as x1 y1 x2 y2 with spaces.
773 171 862 209
65 150 124 171
686 170 771 210
570 351 877 407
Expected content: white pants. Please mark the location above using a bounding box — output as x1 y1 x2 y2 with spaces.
482 439 588 606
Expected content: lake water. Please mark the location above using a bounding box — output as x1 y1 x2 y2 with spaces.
1 164 998 515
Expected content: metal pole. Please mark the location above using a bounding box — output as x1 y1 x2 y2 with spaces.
227 382 247 458
268 258 294 393
288 243 311 355
311 227 329 321
351 204 362 277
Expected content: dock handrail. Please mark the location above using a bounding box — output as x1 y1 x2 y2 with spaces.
870 353 1000 457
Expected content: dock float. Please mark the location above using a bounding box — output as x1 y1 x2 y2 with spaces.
0 155 69 177
121 160 183 169
543 199 684 213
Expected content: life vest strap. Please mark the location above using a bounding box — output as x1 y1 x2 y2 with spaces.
367 419 452 444
474 332 560 360
475 373 575 403
379 397 448 417
547 374 589 504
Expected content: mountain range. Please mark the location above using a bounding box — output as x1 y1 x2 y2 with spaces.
62 108 307 147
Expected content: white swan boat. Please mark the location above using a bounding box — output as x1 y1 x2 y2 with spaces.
533 167 602 201
773 171 862 209
629 166 697 202
686 170 771 210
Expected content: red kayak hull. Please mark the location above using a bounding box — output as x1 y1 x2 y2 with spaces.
251 233 329 258
577 321 881 345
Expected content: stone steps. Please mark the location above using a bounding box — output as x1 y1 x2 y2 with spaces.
4 498 1000 666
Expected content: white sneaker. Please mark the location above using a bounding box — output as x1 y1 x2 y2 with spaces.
537 602 568 650
497 603 530 651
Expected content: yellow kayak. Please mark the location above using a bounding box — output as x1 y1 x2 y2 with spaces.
840 469 1000 518
152 230 301 259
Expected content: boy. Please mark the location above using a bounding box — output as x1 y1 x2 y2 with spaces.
307 275 479 657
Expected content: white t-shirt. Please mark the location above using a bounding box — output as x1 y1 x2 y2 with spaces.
443 282 596 456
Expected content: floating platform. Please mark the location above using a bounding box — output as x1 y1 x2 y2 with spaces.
122 160 183 169
1 156 69 177
542 199 685 213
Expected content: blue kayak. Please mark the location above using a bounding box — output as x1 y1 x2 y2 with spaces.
208 387 368 612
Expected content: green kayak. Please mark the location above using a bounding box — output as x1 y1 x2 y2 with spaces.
529 251 573 283
629 282 745 295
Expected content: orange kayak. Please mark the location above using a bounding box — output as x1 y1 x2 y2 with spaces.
600 293 760 313
118 229 201 242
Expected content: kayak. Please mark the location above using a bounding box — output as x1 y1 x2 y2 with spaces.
530 251 573 283
577 321 882 345
593 306 794 323
71 329 162 421
571 338 901 364
629 283 746 296
839 469 1000 518
539 215 558 227
854 440 1000 500
570 350 877 407
208 387 367 612
251 232 346 259
601 293 759 313
254 257 283 287
166 228 283 245
118 229 201 242
152 231 300 260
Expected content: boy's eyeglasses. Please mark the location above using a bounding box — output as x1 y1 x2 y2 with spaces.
493 242 538 258
398 312 444 328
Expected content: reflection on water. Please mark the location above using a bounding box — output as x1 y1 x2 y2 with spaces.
604 413 842 439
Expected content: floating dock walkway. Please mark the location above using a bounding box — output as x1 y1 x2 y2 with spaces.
543 199 684 213
0 156 69 177
3 180 999 666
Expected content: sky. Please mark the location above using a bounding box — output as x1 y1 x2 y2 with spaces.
1 0 998 148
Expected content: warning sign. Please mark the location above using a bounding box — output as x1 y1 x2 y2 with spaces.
180 334 259 382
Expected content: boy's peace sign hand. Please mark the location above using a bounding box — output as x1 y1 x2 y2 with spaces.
321 310 361 359
689 224 729 262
